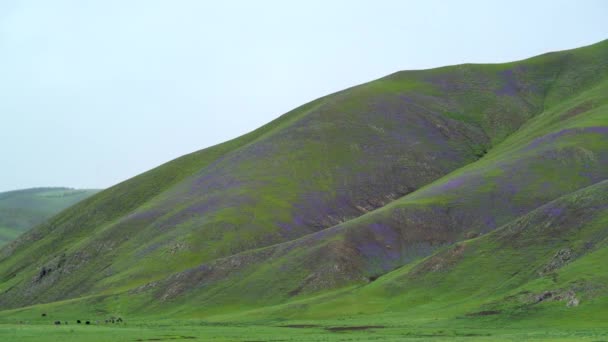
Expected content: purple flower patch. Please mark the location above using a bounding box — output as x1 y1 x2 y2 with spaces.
496 69 519 96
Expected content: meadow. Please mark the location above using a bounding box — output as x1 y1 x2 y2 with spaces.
2 316 607 341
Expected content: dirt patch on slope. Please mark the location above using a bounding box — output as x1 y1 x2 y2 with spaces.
409 243 466 277
539 248 574 275
560 101 594 120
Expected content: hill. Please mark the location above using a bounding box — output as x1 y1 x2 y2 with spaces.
0 188 100 246
0 39 606 340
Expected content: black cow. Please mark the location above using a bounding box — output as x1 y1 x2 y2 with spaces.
77 320 81 324
54 321 61 325
85 321 90 325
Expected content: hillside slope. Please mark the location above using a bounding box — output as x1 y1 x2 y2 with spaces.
220 179 608 328
0 39 606 320
131 72 608 316
0 188 99 246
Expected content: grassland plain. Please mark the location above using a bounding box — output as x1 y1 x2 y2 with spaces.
0 188 99 246
0 40 607 341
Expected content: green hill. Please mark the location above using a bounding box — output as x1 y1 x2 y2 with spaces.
0 188 100 247
0 39 606 341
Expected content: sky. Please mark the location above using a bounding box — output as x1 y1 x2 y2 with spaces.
1 0 607 192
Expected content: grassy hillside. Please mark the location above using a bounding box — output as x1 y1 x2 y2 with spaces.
0 39 606 340
0 188 100 247
1 183 606 340
127 67 607 317
234 180 608 322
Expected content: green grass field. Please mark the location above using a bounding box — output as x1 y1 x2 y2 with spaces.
1 316 607 341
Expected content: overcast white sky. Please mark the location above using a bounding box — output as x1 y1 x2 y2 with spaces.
1 0 607 192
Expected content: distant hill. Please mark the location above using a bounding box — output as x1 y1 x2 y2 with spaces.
0 39 606 334
0 188 100 246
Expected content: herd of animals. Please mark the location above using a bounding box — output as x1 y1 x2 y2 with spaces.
39 313 124 326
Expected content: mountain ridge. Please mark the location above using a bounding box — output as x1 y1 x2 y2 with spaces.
0 40 606 329
0 187 100 247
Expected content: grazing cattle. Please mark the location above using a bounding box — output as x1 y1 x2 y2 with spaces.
54 321 61 325
41 313 47 317
116 317 123 323
77 320 81 324
85 321 90 325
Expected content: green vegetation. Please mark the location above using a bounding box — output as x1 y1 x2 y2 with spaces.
0 40 607 340
0 188 99 246
1 321 607 341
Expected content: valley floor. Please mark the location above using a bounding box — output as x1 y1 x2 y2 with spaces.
1 318 607 341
